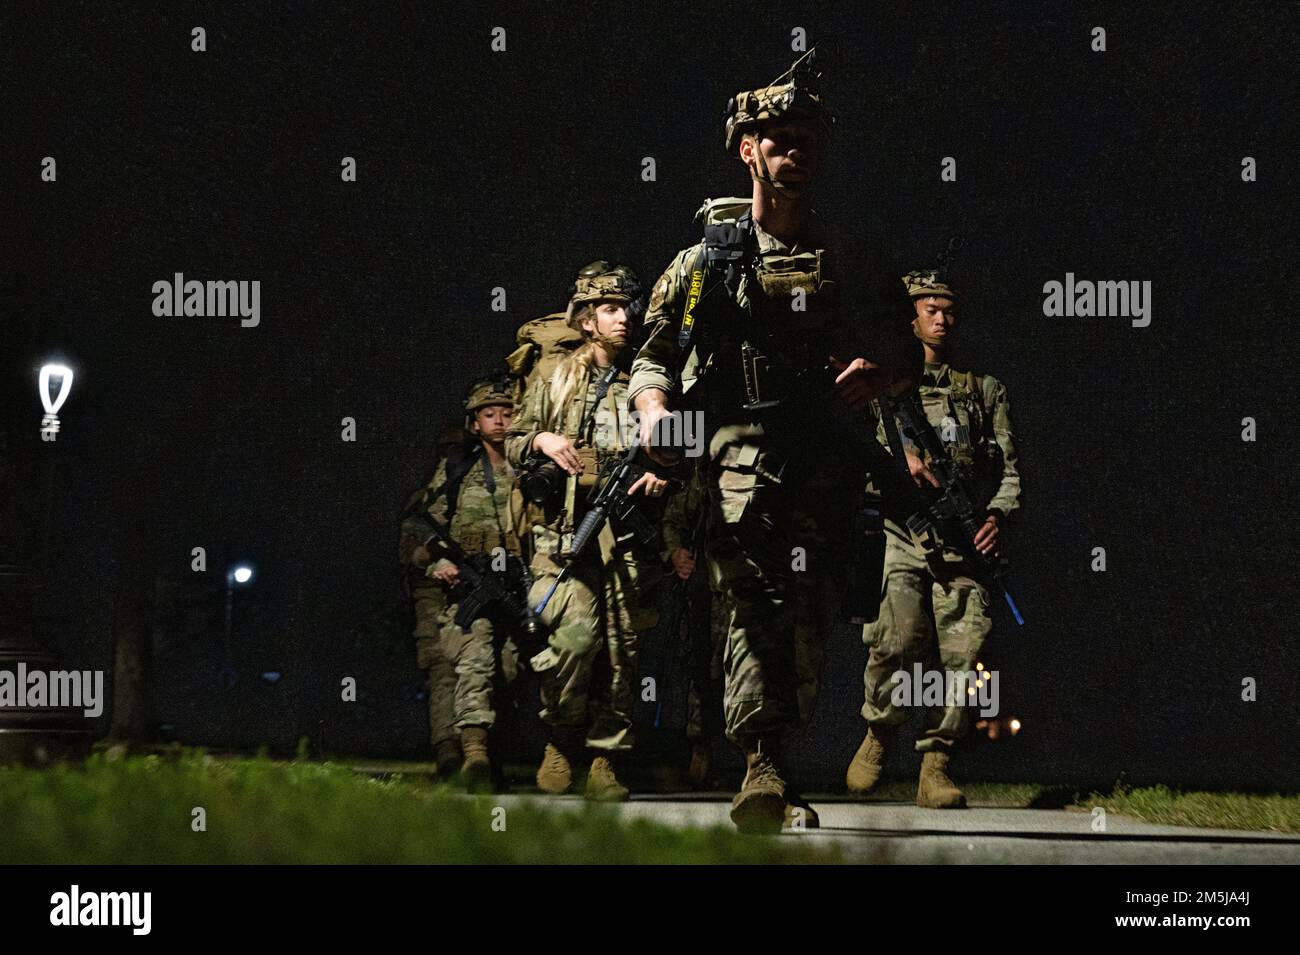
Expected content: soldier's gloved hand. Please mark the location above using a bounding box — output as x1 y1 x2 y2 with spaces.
670 548 696 580
905 452 940 489
829 356 893 412
431 561 460 585
973 514 1002 557
628 472 669 497
534 432 582 475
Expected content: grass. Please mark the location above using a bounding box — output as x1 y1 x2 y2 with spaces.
0 750 841 864
1081 784 1300 835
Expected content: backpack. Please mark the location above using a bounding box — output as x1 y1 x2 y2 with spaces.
505 312 584 399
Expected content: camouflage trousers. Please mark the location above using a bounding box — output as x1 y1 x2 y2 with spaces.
861 534 992 752
527 544 659 751
412 582 519 741
709 425 852 744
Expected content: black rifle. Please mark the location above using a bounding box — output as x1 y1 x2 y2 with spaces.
423 522 543 641
569 444 660 557
879 392 1025 626
533 444 661 617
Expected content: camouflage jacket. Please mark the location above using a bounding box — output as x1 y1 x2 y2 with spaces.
875 360 1021 547
506 357 638 560
405 450 525 580
628 206 837 421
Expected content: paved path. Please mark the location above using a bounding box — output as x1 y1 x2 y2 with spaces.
484 792 1300 864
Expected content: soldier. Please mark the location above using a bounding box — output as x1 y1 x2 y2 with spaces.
506 262 667 801
629 50 919 833
660 465 728 787
401 376 527 790
846 269 1021 807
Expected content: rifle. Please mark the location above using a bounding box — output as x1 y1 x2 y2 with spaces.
423 521 543 641
533 444 661 617
878 391 1025 626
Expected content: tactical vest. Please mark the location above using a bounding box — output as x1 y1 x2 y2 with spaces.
682 197 836 414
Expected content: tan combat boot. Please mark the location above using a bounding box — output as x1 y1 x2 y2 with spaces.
434 739 462 780
536 727 582 795
916 749 967 809
845 723 895 795
729 740 786 835
460 726 491 792
585 755 630 802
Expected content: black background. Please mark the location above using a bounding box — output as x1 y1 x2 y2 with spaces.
3 0 1298 791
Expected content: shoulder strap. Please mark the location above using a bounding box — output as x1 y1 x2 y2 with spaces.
430 443 483 523
677 211 754 353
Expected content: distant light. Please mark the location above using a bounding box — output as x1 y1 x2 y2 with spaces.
232 565 254 584
975 679 984 688
975 661 984 671
966 687 976 696
1010 719 1022 734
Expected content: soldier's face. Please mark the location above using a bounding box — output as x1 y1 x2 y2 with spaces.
582 301 630 348
473 404 513 442
743 120 823 193
913 296 958 345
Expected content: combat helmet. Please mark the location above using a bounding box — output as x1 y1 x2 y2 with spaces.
723 47 834 159
565 260 645 330
902 236 965 300
463 374 514 414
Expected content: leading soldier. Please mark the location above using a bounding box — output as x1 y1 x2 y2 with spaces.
629 50 919 833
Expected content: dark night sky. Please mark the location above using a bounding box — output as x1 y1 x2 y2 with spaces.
3 1 1298 789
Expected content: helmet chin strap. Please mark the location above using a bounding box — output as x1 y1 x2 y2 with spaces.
591 333 626 357
749 148 812 204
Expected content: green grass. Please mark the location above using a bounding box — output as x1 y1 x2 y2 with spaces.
0 751 840 864
1081 784 1300 835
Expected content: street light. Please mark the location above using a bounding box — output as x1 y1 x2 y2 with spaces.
220 563 256 688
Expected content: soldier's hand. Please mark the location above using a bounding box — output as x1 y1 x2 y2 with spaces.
431 562 460 585
634 391 682 467
670 547 696 580
830 356 892 412
628 472 669 497
534 432 582 475
905 452 940 488
411 544 432 569
973 514 1002 557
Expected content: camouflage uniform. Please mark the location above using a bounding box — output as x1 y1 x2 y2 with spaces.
629 55 916 752
861 275 1021 752
507 333 660 753
403 405 526 742
630 210 883 745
